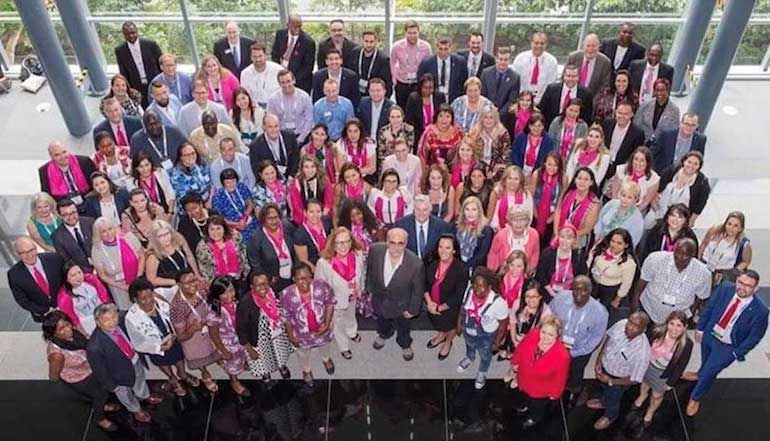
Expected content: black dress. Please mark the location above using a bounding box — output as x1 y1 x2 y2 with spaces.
146 312 185 366
156 249 191 286
292 218 332 266
424 258 468 332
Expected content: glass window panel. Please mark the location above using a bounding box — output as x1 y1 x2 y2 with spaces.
291 0 384 14
187 0 277 12
86 0 180 14
495 23 584 62
95 22 193 64
397 0 484 14
592 0 685 14
192 22 283 64
498 0 586 14
391 23 482 50
0 22 76 65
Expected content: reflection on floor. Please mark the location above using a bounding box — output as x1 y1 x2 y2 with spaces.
1 378 767 441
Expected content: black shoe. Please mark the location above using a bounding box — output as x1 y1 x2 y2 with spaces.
279 366 291 380
323 359 335 375
427 338 445 349
522 418 537 429
516 404 529 415
341 350 352 360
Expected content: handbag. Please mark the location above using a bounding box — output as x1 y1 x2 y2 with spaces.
356 290 375 318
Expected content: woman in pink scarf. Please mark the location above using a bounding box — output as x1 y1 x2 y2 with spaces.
528 152 566 248
495 250 531 361
487 207 540 272
332 163 372 222
548 99 588 161
293 199 332 271
195 215 249 284
91 217 143 311
335 119 377 182
565 125 611 184
288 155 334 224
368 169 414 226
487 165 533 231
553 167 601 254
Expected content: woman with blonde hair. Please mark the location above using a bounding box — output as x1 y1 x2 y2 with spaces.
455 196 493 270
449 136 480 190
487 165 533 231
196 54 240 111
594 180 644 246
565 125 611 184
699 210 752 286
27 192 62 252
91 217 144 311
495 250 532 360
145 219 201 293
469 107 511 181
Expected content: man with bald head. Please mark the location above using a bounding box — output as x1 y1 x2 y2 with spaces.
566 33 612 96
249 113 299 179
189 110 241 163
633 237 711 325
39 141 96 208
129 110 187 170
366 228 425 360
628 43 674 104
114 21 162 107
7 237 65 322
271 14 316 93
213 21 254 79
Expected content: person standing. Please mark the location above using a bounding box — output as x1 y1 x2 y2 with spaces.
316 19 360 70
354 31 393 98
8 237 65 322
271 15 316 94
240 43 283 110
600 22 646 73
458 31 495 79
390 20 432 107
114 21 162 107
566 34 612 97
213 21 254 79
511 32 558 106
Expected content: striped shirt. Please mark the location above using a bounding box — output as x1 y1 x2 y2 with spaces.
601 319 650 383
640 251 711 324
549 292 608 357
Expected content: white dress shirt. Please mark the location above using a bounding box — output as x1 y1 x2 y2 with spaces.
639 63 661 104
511 50 559 104
240 61 283 107
370 100 384 140
608 122 630 162
414 218 430 259
436 56 452 97
613 46 629 70
127 40 147 82
383 250 404 286
466 51 481 77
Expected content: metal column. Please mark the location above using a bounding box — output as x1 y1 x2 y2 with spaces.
577 0 596 51
79 0 107 66
482 0 498 54
384 0 394 53
14 0 91 136
668 0 716 96
55 0 109 95
276 0 290 26
178 0 200 67
689 0 757 128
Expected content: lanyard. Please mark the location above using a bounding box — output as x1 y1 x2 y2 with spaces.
279 94 297 118
147 128 168 160
38 215 58 236
269 135 287 164
166 251 187 271
100 240 124 274
218 158 244 183
224 188 247 216
182 293 204 321
565 306 587 336
358 49 378 80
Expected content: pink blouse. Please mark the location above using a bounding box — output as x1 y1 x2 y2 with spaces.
47 342 92 383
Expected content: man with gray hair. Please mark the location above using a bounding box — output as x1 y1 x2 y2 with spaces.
394 194 453 260
248 113 300 180
366 228 425 360
92 97 143 148
213 21 254 79
566 33 612 96
650 111 707 173
87 303 162 423
7 236 65 322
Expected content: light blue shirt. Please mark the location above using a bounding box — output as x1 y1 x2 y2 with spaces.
149 72 193 104
146 94 183 128
209 153 257 191
313 96 355 141
549 292 608 357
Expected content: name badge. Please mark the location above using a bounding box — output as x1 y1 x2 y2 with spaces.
438 85 449 95
279 261 291 279
465 327 478 336
114 272 125 282
711 324 727 341
562 335 575 348
661 294 677 307
161 159 173 171
71 195 84 205
270 326 283 338
281 59 289 68
323 111 332 119
201 325 209 336
277 165 287 175
406 72 417 82
358 78 369 93
284 121 296 130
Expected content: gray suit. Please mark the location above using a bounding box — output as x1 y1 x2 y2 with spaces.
633 99 681 141
480 66 521 112
566 51 613 97
53 217 95 272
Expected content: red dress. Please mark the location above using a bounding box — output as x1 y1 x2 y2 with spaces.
418 124 463 167
511 328 571 399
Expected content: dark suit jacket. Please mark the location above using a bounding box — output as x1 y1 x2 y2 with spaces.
114 38 163 106
650 128 707 173
538 82 593 129
311 67 361 108
52 217 96 272
425 258 468 309
628 60 675 96
92 116 143 148
248 131 300 180
38 155 97 203
236 292 262 346
246 221 296 281
352 47 393 98
480 66 520 111
599 39 646 72
601 118 646 175
8 253 65 321
457 49 495 78
213 36 255 78
365 243 425 319
565 51 613 97
510 132 555 171
87 325 137 390
357 97 393 140
697 282 769 361
534 247 588 300
404 91 446 143
417 54 468 104
83 188 131 220
393 214 454 259
271 30 316 94
317 37 360 70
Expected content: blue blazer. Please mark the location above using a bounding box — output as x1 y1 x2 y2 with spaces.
511 132 555 170
146 94 183 128
394 214 454 259
651 128 707 173
86 324 138 390
92 116 144 149
356 97 393 139
82 188 131 220
417 54 468 104
697 281 769 361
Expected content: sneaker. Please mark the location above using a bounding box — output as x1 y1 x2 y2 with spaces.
522 418 537 429
323 358 336 375
474 372 487 389
402 347 414 361
457 357 472 372
373 336 385 350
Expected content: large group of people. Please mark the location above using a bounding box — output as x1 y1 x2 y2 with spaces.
7 16 768 433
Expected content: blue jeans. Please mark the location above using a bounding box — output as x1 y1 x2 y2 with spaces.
463 319 495 374
600 381 628 421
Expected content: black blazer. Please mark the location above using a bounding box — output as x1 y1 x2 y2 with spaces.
38 155 97 202
246 221 296 280
248 131 300 180
83 188 131 220
271 30 316 93
236 292 262 346
417 54 469 103
92 116 143 148
480 66 520 111
311 67 361 108
425 258 468 309
404 91 446 143
658 337 693 387
636 220 699 264
457 49 496 77
511 132 555 171
352 47 393 98
52 217 96 273
87 324 137 390
357 97 393 140
8 253 65 321
602 118 646 169
650 128 707 173
213 36 255 78
599 39 646 72
114 38 163 106
539 82 593 129
657 166 711 215
534 247 588 300
393 214 454 260
628 60 675 96
316 37 360 70
460 226 494 269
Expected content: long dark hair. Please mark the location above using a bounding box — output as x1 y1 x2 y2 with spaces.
660 203 693 240
427 233 460 266
42 310 89 351
591 227 636 266
535 151 564 191
62 261 85 293
338 199 380 233
208 275 237 315
131 150 159 183
231 87 256 127
515 280 545 322
566 166 600 198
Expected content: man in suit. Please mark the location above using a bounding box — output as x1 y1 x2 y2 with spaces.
567 33 612 97
481 46 520 112
650 112 706 173
394 195 454 260
353 31 393 98
114 21 162 107
312 48 361 108
8 237 65 322
177 79 233 137
600 22 646 73
316 19 360 70
39 142 96 208
271 14 316 94
417 37 468 104
130 111 187 170
629 43 674 105
149 54 193 104
357 78 393 143
249 113 299 180
602 100 646 177
92 98 143 148
146 80 182 128
457 31 495 78
366 228 425 361
213 21 254 79
687 270 769 416
87 302 161 423
538 64 593 128
53 199 95 273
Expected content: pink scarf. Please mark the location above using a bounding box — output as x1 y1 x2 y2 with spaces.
345 139 368 168
430 261 451 304
559 119 577 158
550 254 574 289
288 180 306 224
304 222 327 251
264 226 289 259
209 240 240 276
502 272 524 308
300 290 320 332
252 289 281 329
524 135 542 168
345 181 365 201
332 252 357 282
351 222 372 251
467 292 487 325
451 159 475 187
662 234 676 252
559 190 594 229
577 148 600 167
630 170 645 183
535 173 558 237
46 156 89 198
422 102 434 127
374 192 406 223
603 249 619 261
118 236 139 285
267 180 287 205
222 301 237 327
498 191 525 227
515 109 532 137
140 176 159 203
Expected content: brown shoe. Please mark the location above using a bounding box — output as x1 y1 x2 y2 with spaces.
586 399 605 410
686 399 700 416
593 416 612 430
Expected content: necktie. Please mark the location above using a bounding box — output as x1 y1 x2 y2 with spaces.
440 59 447 87
73 227 87 254
643 66 655 96
232 45 240 67
561 89 572 112
112 330 136 360
278 138 287 165
530 56 540 85
32 266 51 298
283 36 296 62
496 72 504 94
116 125 128 146
717 298 742 329
579 59 590 87
63 169 78 194
387 200 393 224
418 225 426 258
471 56 478 77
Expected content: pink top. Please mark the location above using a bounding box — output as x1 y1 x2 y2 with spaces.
650 334 677 367
487 226 540 272
207 72 240 111
47 343 92 383
390 39 433 84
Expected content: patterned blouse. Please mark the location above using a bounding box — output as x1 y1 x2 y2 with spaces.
418 124 464 167
100 89 144 118
211 182 259 242
377 123 416 162
169 164 212 210
253 182 289 217
195 233 250 282
279 280 337 349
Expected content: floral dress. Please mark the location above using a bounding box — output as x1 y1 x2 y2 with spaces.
253 182 289 216
279 280 337 349
211 182 259 242
205 304 247 376
170 164 212 211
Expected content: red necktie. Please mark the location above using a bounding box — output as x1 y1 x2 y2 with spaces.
717 298 741 329
530 57 540 85
32 266 51 298
112 329 137 360
561 89 572 112
116 125 128 146
579 59 590 86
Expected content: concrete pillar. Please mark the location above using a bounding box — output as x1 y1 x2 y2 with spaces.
276 0 290 27
15 0 91 136
55 0 109 95
577 0 596 51
482 0 498 54
668 0 717 96
689 0 757 128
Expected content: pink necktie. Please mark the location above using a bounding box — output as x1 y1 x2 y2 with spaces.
561 90 572 112
112 330 136 360
579 59 590 86
116 125 128 146
283 36 296 62
32 266 51 298
530 57 540 85
643 66 655 96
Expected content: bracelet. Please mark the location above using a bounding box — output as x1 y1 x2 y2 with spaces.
608 379 613 387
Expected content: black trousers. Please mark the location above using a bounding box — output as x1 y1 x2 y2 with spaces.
376 315 413 349
566 353 592 392
526 396 557 423
395 81 417 108
64 374 110 420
